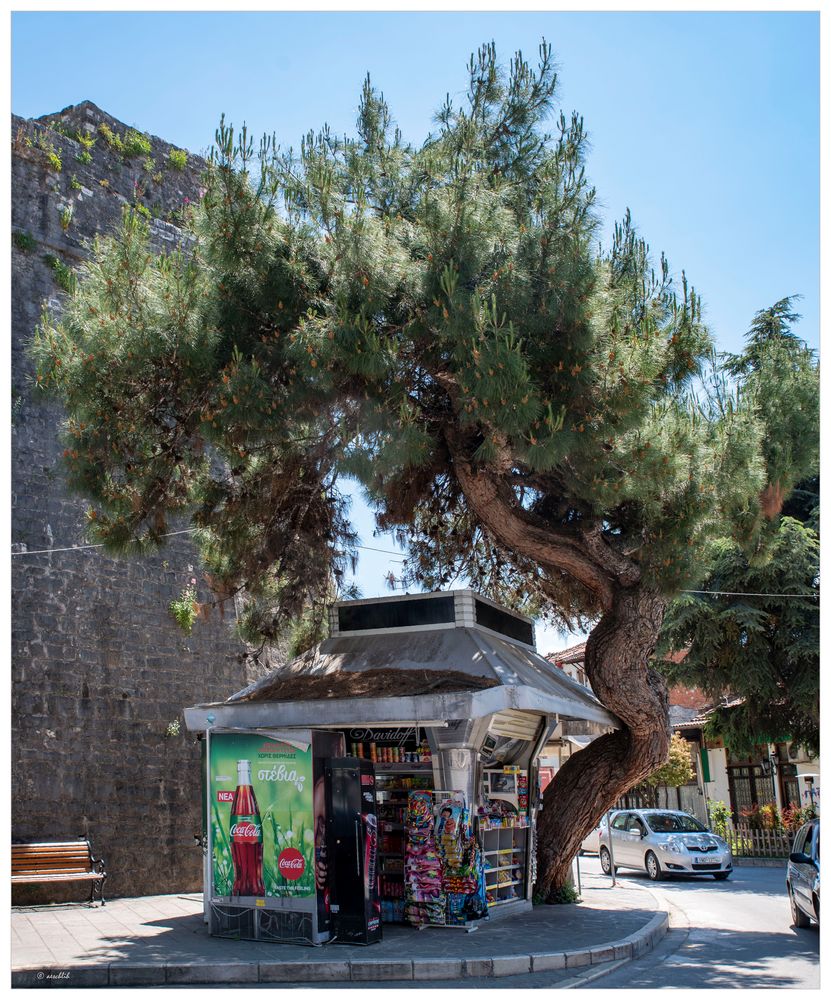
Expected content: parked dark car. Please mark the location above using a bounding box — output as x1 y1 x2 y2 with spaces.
786 819 819 928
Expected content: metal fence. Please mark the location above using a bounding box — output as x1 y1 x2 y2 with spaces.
725 823 794 859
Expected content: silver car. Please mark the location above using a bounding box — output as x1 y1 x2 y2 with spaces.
599 808 732 881
579 816 606 854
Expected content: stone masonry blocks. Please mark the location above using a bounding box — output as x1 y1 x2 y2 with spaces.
12 103 249 903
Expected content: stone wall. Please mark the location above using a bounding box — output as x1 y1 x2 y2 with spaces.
12 102 249 902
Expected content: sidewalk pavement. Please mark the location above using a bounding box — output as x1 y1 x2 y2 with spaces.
11 870 669 988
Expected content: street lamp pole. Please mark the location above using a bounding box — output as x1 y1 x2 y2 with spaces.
606 809 616 887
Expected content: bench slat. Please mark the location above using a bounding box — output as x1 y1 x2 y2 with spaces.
12 873 101 883
13 869 98 876
13 856 94 864
12 844 89 855
13 864 93 874
13 852 90 859
12 841 90 847
13 854 94 864
12 845 90 852
13 853 91 862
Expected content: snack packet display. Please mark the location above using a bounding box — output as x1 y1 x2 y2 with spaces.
404 792 444 927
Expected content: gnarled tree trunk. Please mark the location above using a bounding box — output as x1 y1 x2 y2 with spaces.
534 587 669 899
446 433 672 897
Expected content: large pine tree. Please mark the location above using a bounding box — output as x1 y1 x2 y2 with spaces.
31 43 817 895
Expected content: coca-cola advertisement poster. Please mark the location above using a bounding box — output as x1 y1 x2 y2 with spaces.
209 733 315 900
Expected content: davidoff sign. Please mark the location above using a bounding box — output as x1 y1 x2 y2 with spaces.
348 727 417 746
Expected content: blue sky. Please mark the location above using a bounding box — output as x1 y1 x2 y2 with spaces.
11 11 820 653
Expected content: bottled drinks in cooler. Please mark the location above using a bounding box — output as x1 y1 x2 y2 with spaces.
230 759 265 897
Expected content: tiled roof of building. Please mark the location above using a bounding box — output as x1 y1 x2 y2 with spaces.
667 682 711 711
545 642 587 665
673 696 745 730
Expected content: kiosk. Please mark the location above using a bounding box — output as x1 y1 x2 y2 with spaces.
185 590 618 942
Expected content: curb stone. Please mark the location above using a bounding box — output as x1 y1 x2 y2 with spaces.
11 894 671 987
412 958 464 980
733 858 787 868
259 960 350 983
559 957 629 989
350 960 413 981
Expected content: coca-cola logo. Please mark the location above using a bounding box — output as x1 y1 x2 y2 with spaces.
277 847 306 881
230 821 261 842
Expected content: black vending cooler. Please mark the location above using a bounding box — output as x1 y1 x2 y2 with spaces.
325 757 382 944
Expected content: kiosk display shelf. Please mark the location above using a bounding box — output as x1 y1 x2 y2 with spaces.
339 726 435 923
478 768 530 911
375 768 434 924
480 824 527 908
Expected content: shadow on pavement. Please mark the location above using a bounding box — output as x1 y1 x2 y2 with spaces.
13 892 663 972
599 868 791 899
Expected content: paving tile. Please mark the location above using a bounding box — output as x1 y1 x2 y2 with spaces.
11 951 57 970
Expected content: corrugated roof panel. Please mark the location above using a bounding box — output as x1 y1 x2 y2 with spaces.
489 710 544 740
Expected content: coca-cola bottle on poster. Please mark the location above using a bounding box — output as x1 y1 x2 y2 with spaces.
230 759 265 897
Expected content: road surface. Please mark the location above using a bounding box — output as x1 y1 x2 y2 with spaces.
574 855 819 989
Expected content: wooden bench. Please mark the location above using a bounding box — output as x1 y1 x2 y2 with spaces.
12 839 107 905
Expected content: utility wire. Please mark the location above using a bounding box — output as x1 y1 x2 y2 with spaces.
10 541 816 596
680 589 818 599
352 544 405 557
11 528 197 556
11 530 405 560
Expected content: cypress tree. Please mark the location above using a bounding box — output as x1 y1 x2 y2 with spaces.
659 302 819 755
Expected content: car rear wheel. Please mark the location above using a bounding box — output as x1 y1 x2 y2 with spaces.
599 847 615 875
645 851 662 881
713 872 730 881
789 885 811 928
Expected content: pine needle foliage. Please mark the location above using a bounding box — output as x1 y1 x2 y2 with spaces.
31 41 817 644
659 484 819 754
658 302 819 755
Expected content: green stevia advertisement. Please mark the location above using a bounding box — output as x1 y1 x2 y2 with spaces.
209 732 315 899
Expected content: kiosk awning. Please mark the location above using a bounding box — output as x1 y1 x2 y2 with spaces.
185 591 620 734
